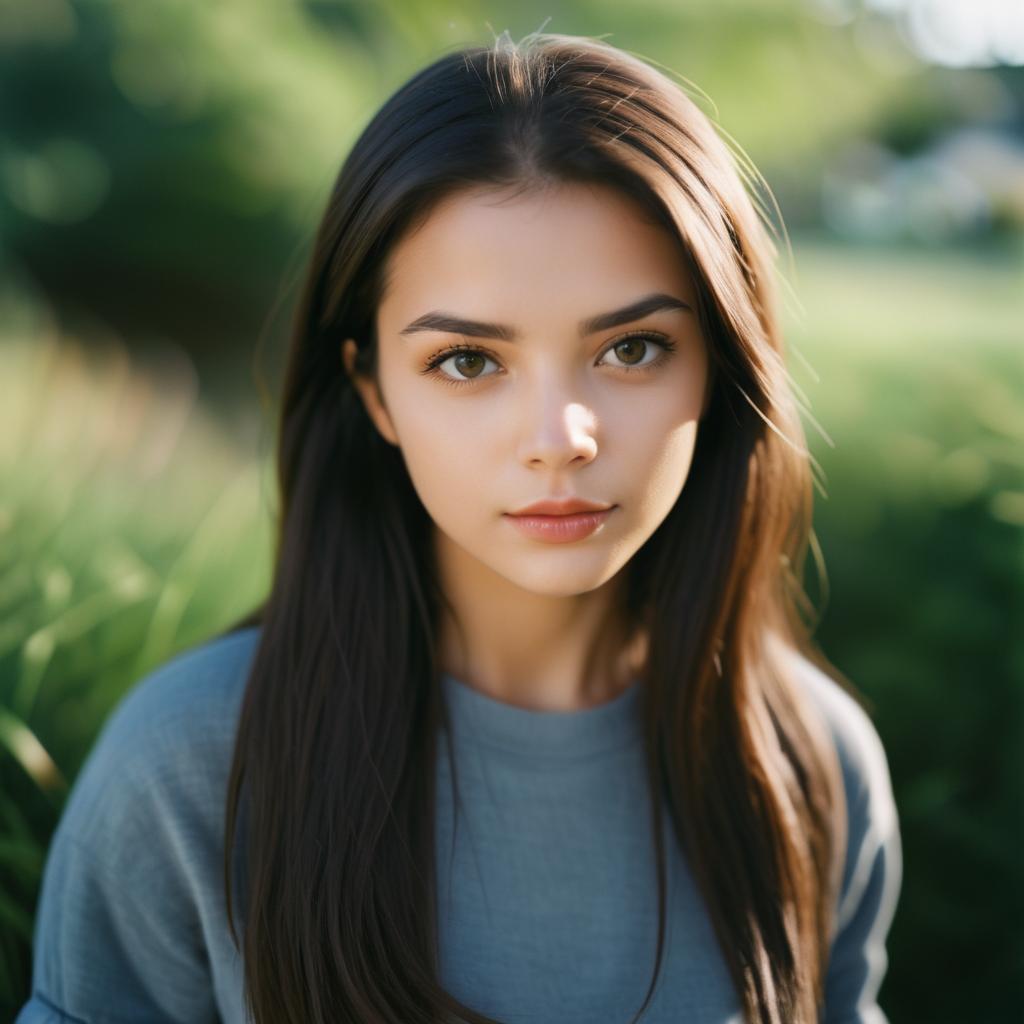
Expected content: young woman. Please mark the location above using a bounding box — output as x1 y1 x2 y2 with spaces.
17 31 902 1024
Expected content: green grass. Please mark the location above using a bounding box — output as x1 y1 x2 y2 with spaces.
0 330 273 1008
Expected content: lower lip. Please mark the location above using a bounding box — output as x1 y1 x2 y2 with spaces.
503 507 615 543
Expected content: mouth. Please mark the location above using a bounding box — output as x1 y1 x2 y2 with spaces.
502 505 617 544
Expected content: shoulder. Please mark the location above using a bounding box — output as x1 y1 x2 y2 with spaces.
56 625 262 857
101 624 261 754
783 646 898 839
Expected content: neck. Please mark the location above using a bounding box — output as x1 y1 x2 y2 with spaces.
431 518 653 711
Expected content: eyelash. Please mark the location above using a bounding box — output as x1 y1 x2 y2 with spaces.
419 331 678 389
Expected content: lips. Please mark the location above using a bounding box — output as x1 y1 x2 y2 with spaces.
503 505 616 543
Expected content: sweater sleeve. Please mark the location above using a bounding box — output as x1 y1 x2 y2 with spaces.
819 684 904 1024
13 645 234 1024
14 829 219 1024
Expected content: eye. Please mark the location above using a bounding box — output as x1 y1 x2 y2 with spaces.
420 345 502 387
597 331 677 373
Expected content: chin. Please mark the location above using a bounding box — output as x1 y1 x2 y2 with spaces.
498 559 625 597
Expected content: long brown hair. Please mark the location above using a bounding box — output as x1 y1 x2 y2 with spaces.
220 30 851 1023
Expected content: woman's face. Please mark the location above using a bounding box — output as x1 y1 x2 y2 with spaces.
343 180 711 598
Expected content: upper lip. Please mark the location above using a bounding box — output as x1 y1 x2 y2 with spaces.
507 498 614 517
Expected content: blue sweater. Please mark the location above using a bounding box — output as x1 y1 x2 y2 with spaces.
15 627 902 1023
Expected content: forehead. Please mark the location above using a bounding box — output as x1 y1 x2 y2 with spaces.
377 181 697 332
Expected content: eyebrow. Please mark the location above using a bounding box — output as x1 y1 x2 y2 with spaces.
398 292 693 341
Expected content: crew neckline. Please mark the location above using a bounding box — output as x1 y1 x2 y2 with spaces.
439 671 644 760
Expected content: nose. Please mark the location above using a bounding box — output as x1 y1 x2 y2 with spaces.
515 382 598 469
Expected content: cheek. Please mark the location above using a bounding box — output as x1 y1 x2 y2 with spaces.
386 392 492 515
612 382 702 520
642 419 700 503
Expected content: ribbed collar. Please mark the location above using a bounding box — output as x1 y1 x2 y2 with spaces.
439 671 644 761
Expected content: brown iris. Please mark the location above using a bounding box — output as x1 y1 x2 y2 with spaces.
453 352 487 377
614 338 646 365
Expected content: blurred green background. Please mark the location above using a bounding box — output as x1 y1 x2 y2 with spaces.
1 1 1022 1021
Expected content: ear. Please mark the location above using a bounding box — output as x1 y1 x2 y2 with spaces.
341 338 400 446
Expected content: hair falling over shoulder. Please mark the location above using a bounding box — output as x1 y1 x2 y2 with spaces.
219 30 852 1024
